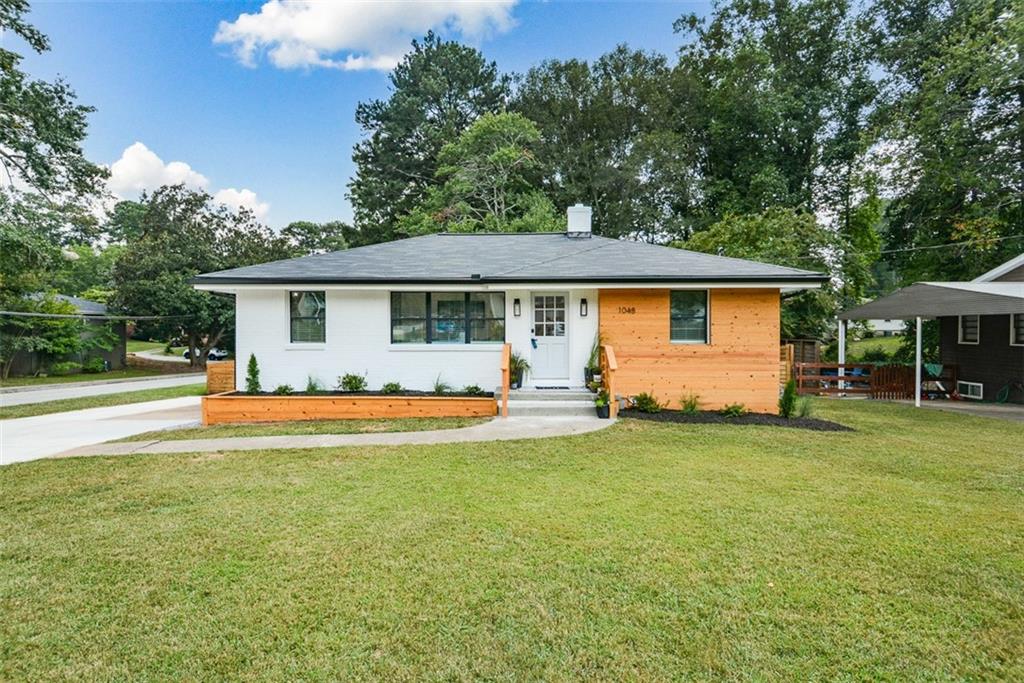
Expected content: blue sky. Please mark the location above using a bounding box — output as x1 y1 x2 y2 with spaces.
19 1 709 228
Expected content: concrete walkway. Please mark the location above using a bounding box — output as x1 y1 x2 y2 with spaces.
1 396 202 465
896 400 1024 423
54 416 615 459
1 374 204 407
132 349 189 364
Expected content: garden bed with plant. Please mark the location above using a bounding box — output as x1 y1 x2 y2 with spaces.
621 409 851 432
202 359 497 425
617 381 852 432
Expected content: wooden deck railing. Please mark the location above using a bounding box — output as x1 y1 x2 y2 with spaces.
600 344 618 418
500 343 511 417
795 362 953 400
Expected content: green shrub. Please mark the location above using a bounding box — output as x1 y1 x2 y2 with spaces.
462 384 485 396
245 353 261 393
679 393 701 414
273 384 294 395
796 396 815 418
81 357 106 373
381 381 404 394
594 389 610 407
433 375 453 395
50 361 82 376
779 379 797 418
859 346 893 363
719 403 747 418
632 391 663 413
339 373 368 392
305 376 323 393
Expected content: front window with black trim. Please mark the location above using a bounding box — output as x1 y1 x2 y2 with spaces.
289 291 326 343
670 290 708 343
391 292 505 344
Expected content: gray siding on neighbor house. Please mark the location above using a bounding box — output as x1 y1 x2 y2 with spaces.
939 315 1024 403
994 264 1024 282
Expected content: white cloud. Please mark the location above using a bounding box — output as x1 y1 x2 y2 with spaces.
108 142 209 195
214 187 271 221
214 0 518 71
107 142 270 220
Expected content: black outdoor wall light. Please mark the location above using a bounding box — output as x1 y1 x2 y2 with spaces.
513 298 521 317
580 298 588 317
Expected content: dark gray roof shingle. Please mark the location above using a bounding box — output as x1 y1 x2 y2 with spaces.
192 233 825 286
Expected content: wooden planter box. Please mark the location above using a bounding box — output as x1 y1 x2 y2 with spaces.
201 392 497 426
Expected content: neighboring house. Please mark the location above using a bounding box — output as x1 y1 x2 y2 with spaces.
192 206 826 413
839 253 1024 403
5 295 128 377
866 319 904 336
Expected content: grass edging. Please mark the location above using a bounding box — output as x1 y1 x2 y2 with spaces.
0 383 206 420
113 416 490 442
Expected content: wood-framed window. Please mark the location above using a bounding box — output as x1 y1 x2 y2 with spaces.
1012 314 1024 346
390 292 505 344
958 315 980 345
670 290 709 344
289 291 326 343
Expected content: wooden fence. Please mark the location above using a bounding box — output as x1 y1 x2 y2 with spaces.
206 361 235 393
795 362 916 400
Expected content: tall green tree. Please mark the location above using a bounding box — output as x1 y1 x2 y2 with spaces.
514 45 698 242
399 112 562 235
348 32 509 245
682 208 839 338
281 220 348 255
869 0 1024 281
110 185 293 368
675 0 875 227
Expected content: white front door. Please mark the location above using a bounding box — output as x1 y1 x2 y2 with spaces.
531 292 570 382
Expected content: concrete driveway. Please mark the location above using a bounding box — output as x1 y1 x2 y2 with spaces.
1 374 203 407
1 397 201 465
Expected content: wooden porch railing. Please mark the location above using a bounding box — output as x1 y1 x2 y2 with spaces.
600 344 618 418
500 343 511 417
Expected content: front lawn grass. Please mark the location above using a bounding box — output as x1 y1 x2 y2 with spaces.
116 416 490 442
0 368 163 387
126 339 165 353
0 383 206 420
2 400 1022 679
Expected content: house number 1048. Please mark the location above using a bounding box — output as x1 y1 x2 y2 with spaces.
617 306 636 314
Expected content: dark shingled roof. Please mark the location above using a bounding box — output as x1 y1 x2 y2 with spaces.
192 233 826 286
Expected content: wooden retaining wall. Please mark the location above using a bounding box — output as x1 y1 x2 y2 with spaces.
599 288 781 414
206 361 235 393
202 393 497 425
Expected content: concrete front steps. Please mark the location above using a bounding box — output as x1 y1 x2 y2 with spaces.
498 388 596 417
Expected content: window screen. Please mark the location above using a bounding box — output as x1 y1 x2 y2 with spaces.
289 291 326 343
670 290 708 343
959 315 979 344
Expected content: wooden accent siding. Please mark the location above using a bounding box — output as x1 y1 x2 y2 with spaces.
599 288 781 413
206 361 235 393
202 393 497 425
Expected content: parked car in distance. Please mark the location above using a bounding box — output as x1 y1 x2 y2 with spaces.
183 348 229 361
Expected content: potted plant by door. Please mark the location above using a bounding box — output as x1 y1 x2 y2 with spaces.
594 389 611 419
509 351 531 389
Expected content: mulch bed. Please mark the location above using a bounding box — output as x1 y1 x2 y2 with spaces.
620 409 852 432
233 390 495 398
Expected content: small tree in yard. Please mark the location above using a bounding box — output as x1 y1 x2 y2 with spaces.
779 379 798 419
244 353 260 393
110 186 292 368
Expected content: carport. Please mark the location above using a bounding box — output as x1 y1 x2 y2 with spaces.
838 282 1024 407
